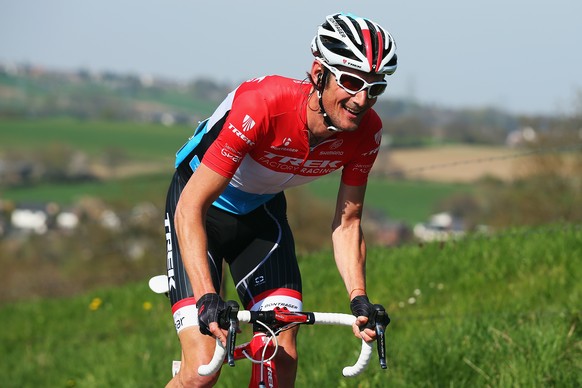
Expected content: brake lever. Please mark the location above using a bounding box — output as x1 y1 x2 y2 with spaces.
373 305 389 370
223 300 240 367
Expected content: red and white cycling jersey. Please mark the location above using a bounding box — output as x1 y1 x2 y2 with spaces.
176 75 383 214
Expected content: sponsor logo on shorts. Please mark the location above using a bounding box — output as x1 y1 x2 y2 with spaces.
254 275 266 286
252 295 302 312
173 304 199 333
164 213 177 292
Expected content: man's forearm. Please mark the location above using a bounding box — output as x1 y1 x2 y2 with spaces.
332 222 367 298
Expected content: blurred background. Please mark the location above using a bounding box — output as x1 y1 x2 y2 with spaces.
1 0 581 300
1 2 581 386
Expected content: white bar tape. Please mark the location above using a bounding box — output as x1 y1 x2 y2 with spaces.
198 312 373 377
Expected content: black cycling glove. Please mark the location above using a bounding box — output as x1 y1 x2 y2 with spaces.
350 295 391 330
196 293 227 336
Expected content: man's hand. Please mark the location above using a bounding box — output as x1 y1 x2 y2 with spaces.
350 295 390 342
196 293 228 345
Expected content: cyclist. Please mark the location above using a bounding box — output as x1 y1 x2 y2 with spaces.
163 12 397 387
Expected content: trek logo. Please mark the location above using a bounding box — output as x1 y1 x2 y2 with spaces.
262 152 340 167
164 214 177 292
343 60 363 70
261 152 340 167
259 152 341 174
228 123 255 146
242 114 256 132
267 364 274 387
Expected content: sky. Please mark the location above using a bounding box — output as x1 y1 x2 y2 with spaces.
1 0 581 116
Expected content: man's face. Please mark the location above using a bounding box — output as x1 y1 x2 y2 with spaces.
321 64 386 132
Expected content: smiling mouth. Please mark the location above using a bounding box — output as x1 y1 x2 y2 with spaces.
344 105 364 116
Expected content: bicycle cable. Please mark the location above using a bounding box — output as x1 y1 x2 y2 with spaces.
241 320 279 365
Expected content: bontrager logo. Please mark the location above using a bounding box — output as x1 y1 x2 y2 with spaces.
242 115 256 132
269 137 299 152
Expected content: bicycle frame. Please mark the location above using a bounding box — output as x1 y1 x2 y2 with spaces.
238 333 279 388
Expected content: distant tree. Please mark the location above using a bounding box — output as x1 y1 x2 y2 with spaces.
35 143 76 182
383 116 433 147
474 122 582 227
189 78 230 101
101 147 128 177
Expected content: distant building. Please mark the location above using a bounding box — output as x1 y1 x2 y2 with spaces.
55 208 79 231
413 212 465 242
10 203 50 235
506 126 537 148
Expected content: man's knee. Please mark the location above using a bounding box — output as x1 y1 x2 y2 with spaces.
276 327 299 362
175 368 220 388
172 326 222 387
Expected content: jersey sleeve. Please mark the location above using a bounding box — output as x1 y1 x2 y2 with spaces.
202 89 269 179
340 112 383 186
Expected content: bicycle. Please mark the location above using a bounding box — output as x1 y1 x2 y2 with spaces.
149 275 389 387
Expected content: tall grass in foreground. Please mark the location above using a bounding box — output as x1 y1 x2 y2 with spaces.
1 224 580 387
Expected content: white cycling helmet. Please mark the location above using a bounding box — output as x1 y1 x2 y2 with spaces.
311 12 397 75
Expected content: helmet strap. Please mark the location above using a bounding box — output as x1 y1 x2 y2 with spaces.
316 71 341 132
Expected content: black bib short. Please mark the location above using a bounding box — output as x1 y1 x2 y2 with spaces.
164 170 303 332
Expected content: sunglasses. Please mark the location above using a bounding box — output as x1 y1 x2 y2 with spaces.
319 60 388 99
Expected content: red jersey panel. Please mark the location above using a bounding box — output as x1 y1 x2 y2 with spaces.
202 76 382 190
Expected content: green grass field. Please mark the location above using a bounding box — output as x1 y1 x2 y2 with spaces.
307 175 470 224
1 224 580 387
1 173 172 207
0 118 192 160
